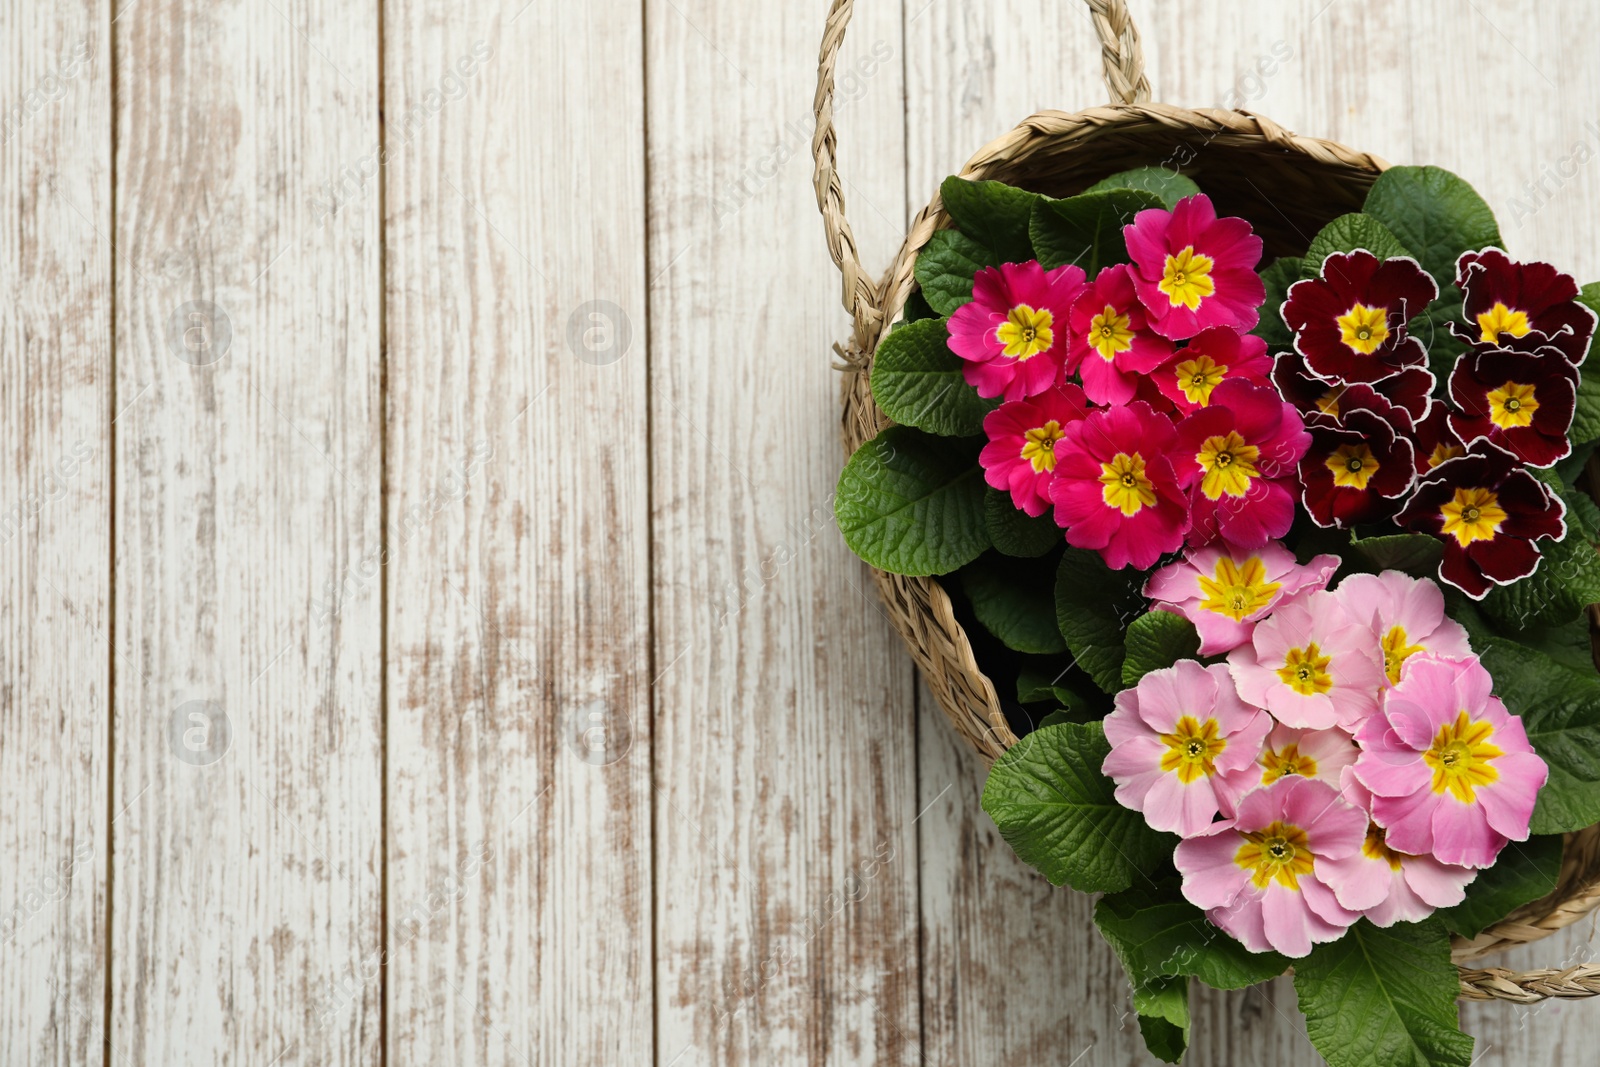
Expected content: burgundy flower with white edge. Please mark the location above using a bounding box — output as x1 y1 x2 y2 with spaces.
1451 248 1598 365
1173 379 1311 549
1271 352 1432 425
1395 441 1566 599
1412 402 1465 477
1448 341 1579 468
979 385 1092 517
1298 386 1418 528
1152 326 1273 415
1283 251 1437 384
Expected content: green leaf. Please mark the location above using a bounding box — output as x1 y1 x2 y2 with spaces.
1347 532 1444 577
1084 165 1201 211
914 229 1000 316
1121 612 1201 687
1015 665 1105 722
869 317 998 437
1095 880 1288 991
1302 213 1411 277
1362 165 1503 285
939 176 1040 265
1480 638 1600 834
1436 834 1563 939
980 721 1175 893
1029 189 1164 275
1055 547 1147 693
1252 257 1302 349
960 554 1067 654
1480 503 1600 629
835 427 989 576
1569 283 1600 444
984 487 1062 558
1133 977 1189 1064
1294 919 1474 1067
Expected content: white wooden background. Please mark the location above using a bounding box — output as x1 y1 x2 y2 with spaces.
2 0 1598 1064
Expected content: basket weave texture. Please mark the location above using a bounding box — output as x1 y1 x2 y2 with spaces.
813 0 1600 1002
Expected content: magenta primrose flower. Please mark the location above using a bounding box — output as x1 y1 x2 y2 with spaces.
1145 539 1339 656
979 384 1092 517
1152 326 1273 415
1331 571 1472 687
947 260 1086 401
1102 660 1271 836
1174 777 1366 957
1173 378 1311 548
1353 654 1548 868
1050 401 1190 570
1228 589 1387 730
1318 774 1478 927
1124 194 1265 340
1064 263 1174 405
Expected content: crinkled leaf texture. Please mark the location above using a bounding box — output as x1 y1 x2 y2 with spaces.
834 426 989 576
1294 919 1473 1067
980 721 1174 894
869 317 997 437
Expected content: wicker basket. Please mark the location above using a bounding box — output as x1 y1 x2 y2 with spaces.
813 0 1600 1003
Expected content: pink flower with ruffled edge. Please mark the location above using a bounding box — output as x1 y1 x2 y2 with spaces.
1173 379 1311 549
1124 194 1265 340
1353 654 1548 868
1145 540 1339 656
1228 589 1387 730
1174 777 1366 957
947 260 1087 401
1318 773 1478 927
1248 722 1360 796
1050 401 1189 570
978 385 1092 517
1063 264 1174 405
1332 571 1473 688
1102 660 1271 836
1152 326 1273 415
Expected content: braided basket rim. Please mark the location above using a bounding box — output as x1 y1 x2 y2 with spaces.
838 101 1600 1002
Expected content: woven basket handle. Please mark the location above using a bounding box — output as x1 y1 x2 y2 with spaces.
811 0 1152 341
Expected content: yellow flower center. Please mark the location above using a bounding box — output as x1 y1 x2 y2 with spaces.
1440 486 1508 547
1158 715 1227 784
1488 381 1539 429
1424 710 1503 803
1381 625 1427 685
1088 304 1135 361
1196 430 1261 500
1337 303 1391 354
1428 443 1465 468
1197 556 1281 621
1174 353 1229 406
1260 742 1318 785
1477 302 1532 345
1277 644 1333 696
1315 388 1343 417
996 303 1055 360
1158 246 1217 310
1361 823 1404 872
1325 442 1380 490
1020 420 1065 474
1234 820 1315 890
1099 451 1158 516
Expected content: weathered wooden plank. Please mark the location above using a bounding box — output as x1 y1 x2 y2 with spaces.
381 3 653 1064
0 4 110 1064
111 1 383 1062
646 0 919 1062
